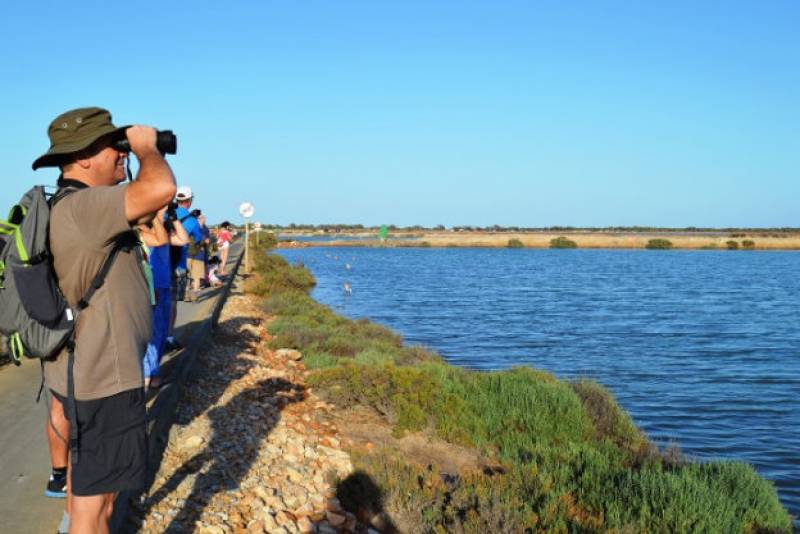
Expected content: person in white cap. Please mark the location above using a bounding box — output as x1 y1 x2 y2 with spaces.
173 187 205 302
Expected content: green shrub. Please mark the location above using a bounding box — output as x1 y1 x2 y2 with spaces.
252 231 277 249
344 446 792 533
593 461 792 532
309 361 440 435
571 379 647 454
395 345 441 366
700 243 718 250
343 449 538 533
550 236 578 249
727 240 739 250
646 238 673 250
419 241 432 248
435 366 591 458
249 254 316 297
303 353 339 369
742 239 756 250
507 238 524 249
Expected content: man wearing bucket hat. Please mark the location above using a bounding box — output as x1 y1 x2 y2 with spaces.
34 107 176 534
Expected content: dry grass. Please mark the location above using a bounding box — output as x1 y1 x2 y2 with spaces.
297 232 800 250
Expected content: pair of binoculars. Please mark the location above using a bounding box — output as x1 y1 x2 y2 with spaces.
114 130 177 155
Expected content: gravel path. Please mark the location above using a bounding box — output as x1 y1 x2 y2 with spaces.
129 279 363 534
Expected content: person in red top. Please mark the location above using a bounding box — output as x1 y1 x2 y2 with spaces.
216 221 233 276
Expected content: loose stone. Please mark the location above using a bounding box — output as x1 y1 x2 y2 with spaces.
128 279 371 533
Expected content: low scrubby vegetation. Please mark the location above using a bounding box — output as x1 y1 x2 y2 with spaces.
507 238 524 248
550 236 578 249
742 239 756 250
246 245 792 532
727 240 740 250
645 238 673 250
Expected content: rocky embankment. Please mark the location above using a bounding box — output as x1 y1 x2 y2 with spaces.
130 280 371 534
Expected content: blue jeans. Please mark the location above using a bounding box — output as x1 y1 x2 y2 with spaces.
143 287 173 378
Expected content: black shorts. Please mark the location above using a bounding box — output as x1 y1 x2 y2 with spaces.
51 388 147 496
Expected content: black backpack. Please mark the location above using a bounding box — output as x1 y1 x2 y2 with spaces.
0 180 125 464
0 186 74 362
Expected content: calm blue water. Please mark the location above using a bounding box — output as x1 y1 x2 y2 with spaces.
278 247 800 520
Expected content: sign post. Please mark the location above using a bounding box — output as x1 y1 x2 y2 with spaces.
254 222 262 246
239 202 255 273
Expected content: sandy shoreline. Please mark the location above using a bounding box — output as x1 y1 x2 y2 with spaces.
276 231 800 250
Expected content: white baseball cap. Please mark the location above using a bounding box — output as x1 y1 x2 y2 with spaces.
175 186 193 201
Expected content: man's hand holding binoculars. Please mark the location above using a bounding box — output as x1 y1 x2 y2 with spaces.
124 126 161 160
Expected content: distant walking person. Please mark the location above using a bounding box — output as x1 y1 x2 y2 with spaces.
217 221 233 276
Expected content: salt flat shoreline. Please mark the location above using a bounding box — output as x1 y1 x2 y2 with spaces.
276 231 800 250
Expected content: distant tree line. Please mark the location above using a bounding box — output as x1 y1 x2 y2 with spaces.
263 223 800 234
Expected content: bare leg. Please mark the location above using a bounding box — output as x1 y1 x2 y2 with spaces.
219 246 229 275
47 395 71 519
69 493 116 534
192 272 201 298
47 395 69 472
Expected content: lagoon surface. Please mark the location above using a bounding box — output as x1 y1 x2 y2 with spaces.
278 247 800 519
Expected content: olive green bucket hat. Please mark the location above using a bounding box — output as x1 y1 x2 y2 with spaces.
32 107 129 170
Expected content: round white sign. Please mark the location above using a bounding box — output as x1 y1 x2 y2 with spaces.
239 202 255 219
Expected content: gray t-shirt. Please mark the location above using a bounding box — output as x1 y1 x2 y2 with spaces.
45 183 151 400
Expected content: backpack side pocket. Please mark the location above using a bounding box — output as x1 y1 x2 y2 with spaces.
9 260 68 326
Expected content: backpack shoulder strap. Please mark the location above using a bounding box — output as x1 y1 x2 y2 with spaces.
62 199 126 465
50 177 90 209
65 240 123 465
76 242 123 311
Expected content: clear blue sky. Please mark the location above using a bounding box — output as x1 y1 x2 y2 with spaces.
1 1 798 227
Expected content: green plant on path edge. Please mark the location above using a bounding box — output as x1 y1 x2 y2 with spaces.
247 244 792 533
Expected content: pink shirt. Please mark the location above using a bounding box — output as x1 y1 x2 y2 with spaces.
217 229 232 245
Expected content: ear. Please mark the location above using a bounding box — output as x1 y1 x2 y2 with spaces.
75 156 92 169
